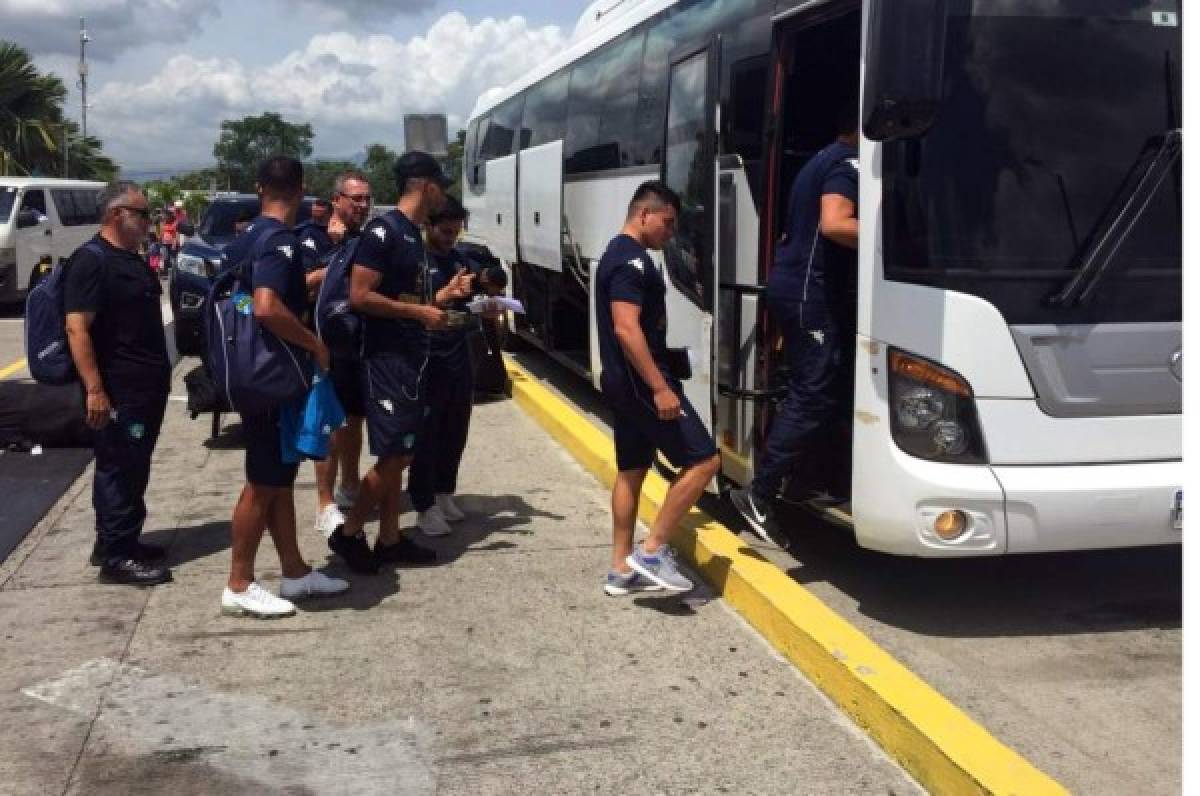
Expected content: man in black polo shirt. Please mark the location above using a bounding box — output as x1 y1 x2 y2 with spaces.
65 181 172 585
295 171 372 540
221 156 348 619
595 181 721 596
329 151 472 573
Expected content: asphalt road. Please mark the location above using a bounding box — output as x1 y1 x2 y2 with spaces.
513 348 1182 796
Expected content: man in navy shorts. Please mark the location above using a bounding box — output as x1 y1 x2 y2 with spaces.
221 156 349 618
329 152 473 573
595 181 721 596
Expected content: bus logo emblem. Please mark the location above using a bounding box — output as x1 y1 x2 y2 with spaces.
1169 348 1182 382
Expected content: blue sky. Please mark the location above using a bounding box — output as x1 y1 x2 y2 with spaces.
6 0 593 174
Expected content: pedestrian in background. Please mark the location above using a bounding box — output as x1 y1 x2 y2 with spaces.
595 181 721 596
65 180 172 585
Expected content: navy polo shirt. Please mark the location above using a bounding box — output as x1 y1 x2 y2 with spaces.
294 219 334 273
594 234 669 393
224 216 307 318
766 140 859 328
63 235 171 399
354 209 427 357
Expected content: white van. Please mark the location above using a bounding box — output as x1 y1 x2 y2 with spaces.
0 178 105 303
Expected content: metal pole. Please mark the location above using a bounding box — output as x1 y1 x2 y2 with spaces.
78 18 90 141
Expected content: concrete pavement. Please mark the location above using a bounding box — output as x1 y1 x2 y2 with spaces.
0 362 921 795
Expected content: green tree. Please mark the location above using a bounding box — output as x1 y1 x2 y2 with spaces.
213 112 313 192
0 41 115 179
362 142 400 206
444 129 466 199
304 159 357 200
144 180 180 209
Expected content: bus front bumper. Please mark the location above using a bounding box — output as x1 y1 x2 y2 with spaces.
852 455 1183 557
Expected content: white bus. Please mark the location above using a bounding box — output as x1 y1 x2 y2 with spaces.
462 0 1183 556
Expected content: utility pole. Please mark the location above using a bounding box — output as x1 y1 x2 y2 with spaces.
78 17 90 141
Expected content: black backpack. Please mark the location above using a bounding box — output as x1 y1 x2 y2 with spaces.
24 241 104 385
314 213 403 360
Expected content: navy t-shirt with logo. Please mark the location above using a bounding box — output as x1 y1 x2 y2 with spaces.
594 234 669 395
223 216 307 318
766 140 859 328
354 209 428 357
294 220 334 273
63 235 171 400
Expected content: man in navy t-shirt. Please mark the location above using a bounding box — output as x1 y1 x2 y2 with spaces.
328 151 473 573
221 156 347 619
730 106 860 542
595 181 721 597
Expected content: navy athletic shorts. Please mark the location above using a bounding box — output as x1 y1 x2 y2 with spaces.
603 379 718 472
329 356 365 418
362 351 426 458
240 410 299 488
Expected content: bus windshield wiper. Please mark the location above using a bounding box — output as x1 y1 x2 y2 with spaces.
1047 128 1181 308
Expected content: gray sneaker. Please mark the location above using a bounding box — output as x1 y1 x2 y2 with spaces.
603 569 665 597
625 544 694 593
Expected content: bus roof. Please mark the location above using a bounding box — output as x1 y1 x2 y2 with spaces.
469 0 679 121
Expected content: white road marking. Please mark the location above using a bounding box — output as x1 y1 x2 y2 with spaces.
24 658 436 794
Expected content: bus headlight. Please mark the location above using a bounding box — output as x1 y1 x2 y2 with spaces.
888 348 988 464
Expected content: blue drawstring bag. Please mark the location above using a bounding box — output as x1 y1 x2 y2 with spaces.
280 370 346 465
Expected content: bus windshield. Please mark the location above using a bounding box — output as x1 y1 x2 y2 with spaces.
881 1 1182 325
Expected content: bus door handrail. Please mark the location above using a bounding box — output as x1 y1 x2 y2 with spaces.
716 281 784 402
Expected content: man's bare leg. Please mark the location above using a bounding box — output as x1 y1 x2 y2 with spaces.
265 488 310 580
229 484 272 592
337 418 364 496
642 454 722 553
611 468 648 572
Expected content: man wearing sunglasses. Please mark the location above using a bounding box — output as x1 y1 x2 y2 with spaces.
297 171 373 540
64 181 173 585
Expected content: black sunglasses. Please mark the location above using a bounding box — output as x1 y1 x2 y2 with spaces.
117 205 151 219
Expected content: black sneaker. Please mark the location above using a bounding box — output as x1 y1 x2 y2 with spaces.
98 558 172 586
328 528 380 574
89 541 167 567
374 536 437 567
729 487 779 544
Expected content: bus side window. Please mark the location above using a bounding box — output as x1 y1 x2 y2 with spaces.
520 71 569 151
662 50 711 309
565 31 644 174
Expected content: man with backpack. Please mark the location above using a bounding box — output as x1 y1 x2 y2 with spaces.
296 171 372 540
220 156 348 618
62 180 172 585
327 152 472 573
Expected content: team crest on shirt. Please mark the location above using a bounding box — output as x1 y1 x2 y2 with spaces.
373 226 387 241
277 245 293 259
848 158 860 171
378 398 394 414
628 257 644 272
303 238 317 250
403 234 417 244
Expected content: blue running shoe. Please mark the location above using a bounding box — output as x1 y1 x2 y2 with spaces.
603 569 665 597
625 544 694 592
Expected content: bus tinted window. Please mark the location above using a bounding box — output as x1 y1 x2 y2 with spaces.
565 31 645 174
465 118 483 193
481 98 524 161
662 50 710 308
520 71 569 150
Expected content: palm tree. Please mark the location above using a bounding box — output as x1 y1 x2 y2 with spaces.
0 42 66 176
0 41 116 179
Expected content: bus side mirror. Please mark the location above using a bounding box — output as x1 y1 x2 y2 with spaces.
862 0 948 142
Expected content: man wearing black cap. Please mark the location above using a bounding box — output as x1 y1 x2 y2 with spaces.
328 151 473 573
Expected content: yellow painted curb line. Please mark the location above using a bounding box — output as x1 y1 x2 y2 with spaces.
0 357 27 380
506 359 1068 796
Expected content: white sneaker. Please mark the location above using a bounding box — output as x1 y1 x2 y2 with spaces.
417 506 453 537
436 493 465 522
333 486 358 510
314 504 346 539
221 583 296 619
280 569 349 600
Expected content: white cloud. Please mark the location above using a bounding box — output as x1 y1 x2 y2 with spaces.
89 12 568 170
282 0 438 26
1 0 223 60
